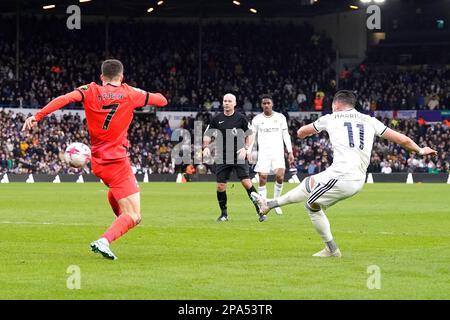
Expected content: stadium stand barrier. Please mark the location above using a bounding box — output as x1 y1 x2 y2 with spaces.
0 173 448 183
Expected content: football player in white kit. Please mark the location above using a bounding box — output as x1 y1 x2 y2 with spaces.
251 95 294 215
251 90 437 257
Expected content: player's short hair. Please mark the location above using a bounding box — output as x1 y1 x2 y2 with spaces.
223 93 236 103
101 59 124 80
261 94 273 102
333 90 357 107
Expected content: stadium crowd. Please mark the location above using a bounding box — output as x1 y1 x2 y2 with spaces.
0 16 335 113
1 109 448 175
343 65 450 112
1 16 448 113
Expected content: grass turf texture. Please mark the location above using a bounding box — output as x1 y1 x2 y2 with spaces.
0 182 449 299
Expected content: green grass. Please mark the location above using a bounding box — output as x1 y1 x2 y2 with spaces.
0 182 449 299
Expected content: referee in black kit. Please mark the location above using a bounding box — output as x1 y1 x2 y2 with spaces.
203 93 265 222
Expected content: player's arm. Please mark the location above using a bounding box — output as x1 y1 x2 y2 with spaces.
244 133 255 151
203 119 217 158
297 123 318 139
131 87 167 108
22 90 83 131
237 117 255 160
382 128 437 156
282 117 294 164
203 119 217 147
203 133 212 160
244 117 256 151
203 127 212 148
298 115 328 139
203 135 212 147
146 92 168 107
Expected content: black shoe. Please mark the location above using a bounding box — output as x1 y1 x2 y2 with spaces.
258 214 267 222
217 214 229 222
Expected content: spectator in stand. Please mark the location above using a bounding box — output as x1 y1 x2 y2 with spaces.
297 90 307 111
314 91 325 112
427 95 439 110
307 162 317 175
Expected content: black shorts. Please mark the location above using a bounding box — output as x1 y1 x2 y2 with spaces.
215 164 250 183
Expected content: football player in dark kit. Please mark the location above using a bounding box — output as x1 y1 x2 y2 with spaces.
203 93 265 222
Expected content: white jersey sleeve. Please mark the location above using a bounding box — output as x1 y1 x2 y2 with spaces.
281 115 293 153
281 114 288 130
368 117 388 137
313 114 331 133
250 116 260 151
251 116 259 134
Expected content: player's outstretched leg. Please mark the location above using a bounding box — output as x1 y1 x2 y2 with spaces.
91 192 141 260
108 191 122 217
251 177 309 215
305 203 341 258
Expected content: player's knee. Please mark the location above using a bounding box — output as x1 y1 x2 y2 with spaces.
118 195 140 222
297 179 308 195
305 201 321 214
130 205 141 224
301 176 314 195
134 213 142 225
217 183 227 192
125 211 141 225
240 178 253 189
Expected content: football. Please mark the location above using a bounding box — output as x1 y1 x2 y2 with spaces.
64 142 91 168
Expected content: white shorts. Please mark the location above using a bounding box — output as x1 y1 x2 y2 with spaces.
304 171 365 210
254 155 285 175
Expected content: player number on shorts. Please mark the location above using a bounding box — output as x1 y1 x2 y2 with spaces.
344 122 364 150
102 103 119 130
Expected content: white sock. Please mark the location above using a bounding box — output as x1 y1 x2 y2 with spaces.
99 237 110 246
270 182 308 208
306 208 333 243
258 185 267 198
274 182 283 199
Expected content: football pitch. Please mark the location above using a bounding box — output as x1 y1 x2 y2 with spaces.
0 182 449 300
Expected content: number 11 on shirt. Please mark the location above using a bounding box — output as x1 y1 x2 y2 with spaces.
344 122 364 150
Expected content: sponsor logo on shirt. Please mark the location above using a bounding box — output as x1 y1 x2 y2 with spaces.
261 128 280 133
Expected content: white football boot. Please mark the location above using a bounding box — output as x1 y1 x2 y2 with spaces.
274 207 283 215
250 192 270 215
90 239 118 260
312 247 342 258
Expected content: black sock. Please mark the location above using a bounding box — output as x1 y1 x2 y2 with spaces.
326 240 338 253
246 186 260 214
217 191 227 216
